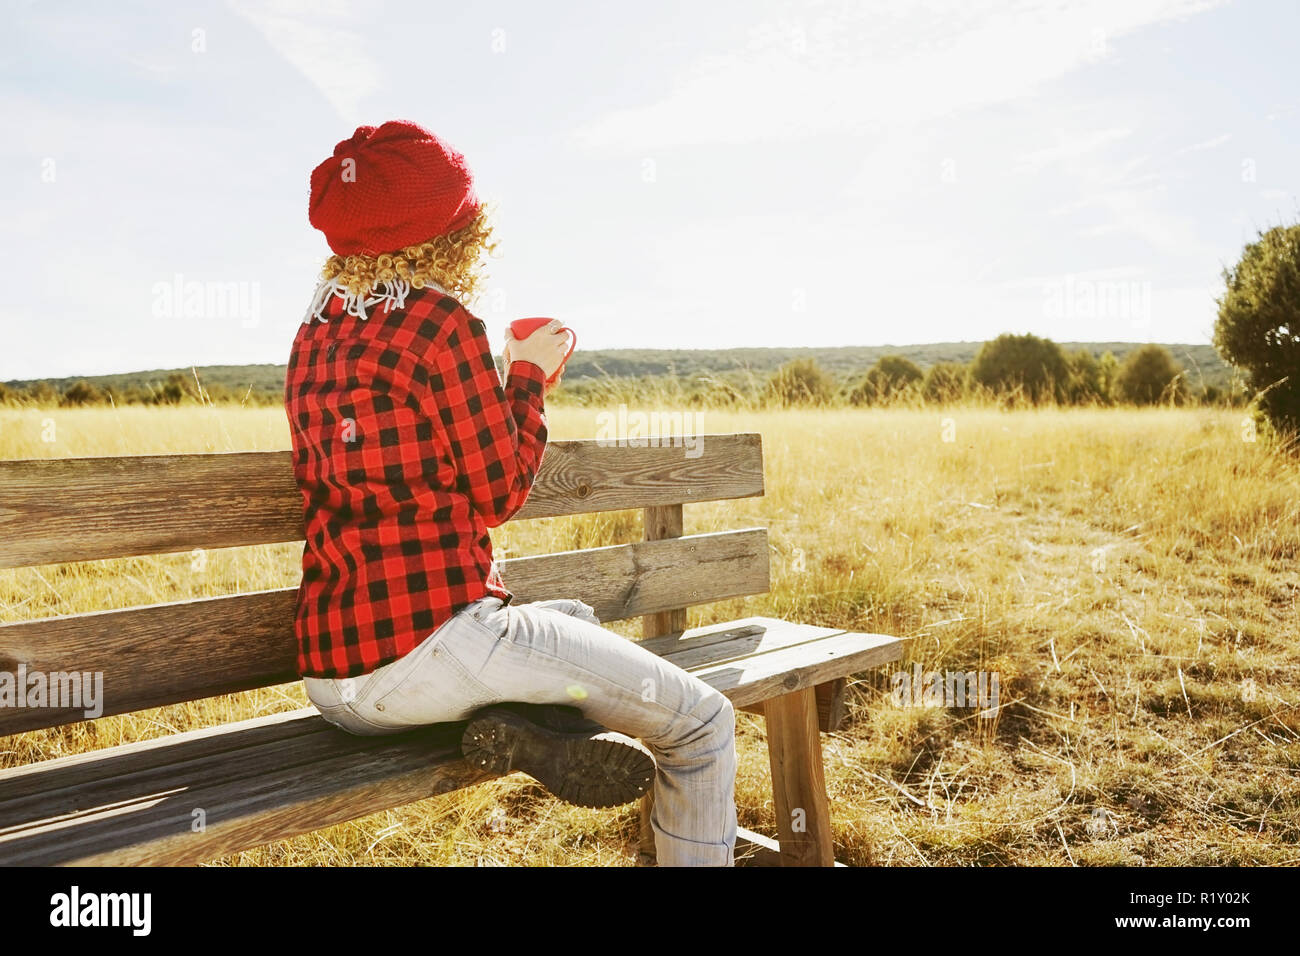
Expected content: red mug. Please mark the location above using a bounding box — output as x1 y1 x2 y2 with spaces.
508 317 577 383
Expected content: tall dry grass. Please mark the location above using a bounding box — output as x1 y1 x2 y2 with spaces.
1 400 1297 865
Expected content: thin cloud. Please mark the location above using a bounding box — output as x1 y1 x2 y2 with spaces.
227 0 380 125
1175 133 1232 154
574 0 1230 152
1013 128 1134 175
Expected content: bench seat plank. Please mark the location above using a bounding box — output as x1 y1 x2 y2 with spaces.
0 618 900 866
1 716 487 866
678 622 901 710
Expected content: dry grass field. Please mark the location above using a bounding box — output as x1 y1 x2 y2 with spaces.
1 401 1297 865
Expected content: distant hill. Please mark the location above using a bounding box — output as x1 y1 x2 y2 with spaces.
2 364 289 398
561 342 1235 391
3 342 1238 398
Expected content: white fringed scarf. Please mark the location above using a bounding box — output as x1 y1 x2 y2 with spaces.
301 276 450 324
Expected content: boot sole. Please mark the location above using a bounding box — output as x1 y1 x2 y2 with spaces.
462 708 655 809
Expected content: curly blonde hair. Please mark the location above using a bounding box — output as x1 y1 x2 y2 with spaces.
319 204 497 303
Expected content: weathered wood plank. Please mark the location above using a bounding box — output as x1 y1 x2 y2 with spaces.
765 687 835 866
816 678 848 732
639 620 841 660
657 619 845 671
0 706 327 805
688 629 903 710
0 715 492 866
0 435 763 570
739 678 848 733
641 505 688 641
0 530 769 736
0 589 298 738
0 720 366 830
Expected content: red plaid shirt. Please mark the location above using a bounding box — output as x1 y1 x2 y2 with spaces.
285 282 548 679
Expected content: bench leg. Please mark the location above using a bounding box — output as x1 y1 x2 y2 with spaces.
740 678 848 732
815 678 848 732
765 687 836 866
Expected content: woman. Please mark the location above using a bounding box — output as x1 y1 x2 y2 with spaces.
286 120 736 866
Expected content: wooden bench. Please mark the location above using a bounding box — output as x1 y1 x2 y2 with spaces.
0 432 901 866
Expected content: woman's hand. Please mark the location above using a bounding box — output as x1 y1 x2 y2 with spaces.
504 320 571 380
507 338 563 396
504 344 563 395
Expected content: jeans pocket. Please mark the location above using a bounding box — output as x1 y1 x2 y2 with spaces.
463 596 511 638
369 615 500 725
303 686 399 736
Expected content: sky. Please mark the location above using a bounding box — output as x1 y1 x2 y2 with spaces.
2 0 1297 379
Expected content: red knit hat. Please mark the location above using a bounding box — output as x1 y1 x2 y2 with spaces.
308 120 480 257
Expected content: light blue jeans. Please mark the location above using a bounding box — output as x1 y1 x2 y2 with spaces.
303 596 737 866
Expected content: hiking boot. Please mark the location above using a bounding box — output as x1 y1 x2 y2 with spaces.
461 702 656 809
482 701 606 734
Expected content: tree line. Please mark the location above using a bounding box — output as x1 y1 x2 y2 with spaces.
3 222 1295 437
762 338 1222 409
0 373 279 408
763 220 1299 440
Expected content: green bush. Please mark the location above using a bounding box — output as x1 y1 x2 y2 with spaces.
921 361 968 403
1098 351 1119 402
26 381 59 406
1065 349 1106 404
846 355 923 406
59 379 106 406
970 333 1069 403
765 359 836 407
1215 222 1300 437
1115 344 1187 405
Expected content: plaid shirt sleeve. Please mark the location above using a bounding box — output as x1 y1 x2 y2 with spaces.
422 307 549 528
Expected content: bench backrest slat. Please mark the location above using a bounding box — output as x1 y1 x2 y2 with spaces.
0 529 769 736
0 434 763 570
